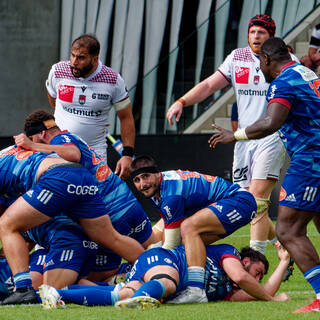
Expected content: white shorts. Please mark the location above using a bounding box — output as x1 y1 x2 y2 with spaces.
232 132 286 188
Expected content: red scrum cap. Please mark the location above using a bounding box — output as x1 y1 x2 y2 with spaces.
248 14 276 37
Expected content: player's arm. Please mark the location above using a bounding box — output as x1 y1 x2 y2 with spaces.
209 102 289 148
222 257 288 301
14 133 81 163
47 91 56 109
167 71 229 125
115 103 135 179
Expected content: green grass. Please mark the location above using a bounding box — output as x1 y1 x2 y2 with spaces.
0 223 319 320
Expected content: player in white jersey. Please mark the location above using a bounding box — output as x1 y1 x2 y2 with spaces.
46 34 135 179
167 14 298 257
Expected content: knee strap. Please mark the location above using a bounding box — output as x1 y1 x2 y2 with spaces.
150 274 178 289
255 197 270 214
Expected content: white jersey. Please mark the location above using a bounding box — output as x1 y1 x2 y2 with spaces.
46 60 130 160
218 46 298 128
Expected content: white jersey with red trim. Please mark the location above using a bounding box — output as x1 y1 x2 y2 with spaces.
218 46 269 128
46 60 129 159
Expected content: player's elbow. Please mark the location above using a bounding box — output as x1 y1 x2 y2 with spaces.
231 272 251 286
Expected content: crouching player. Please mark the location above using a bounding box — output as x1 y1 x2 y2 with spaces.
39 242 290 309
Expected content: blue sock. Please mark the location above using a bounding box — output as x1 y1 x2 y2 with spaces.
187 266 205 289
132 280 166 300
58 287 119 306
14 271 32 289
63 284 114 291
304 264 320 297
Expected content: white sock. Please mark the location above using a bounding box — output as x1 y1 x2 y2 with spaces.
250 240 268 254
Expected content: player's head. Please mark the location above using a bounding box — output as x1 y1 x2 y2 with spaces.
130 155 161 198
248 14 276 55
70 34 100 78
24 109 59 143
259 37 291 83
240 247 269 281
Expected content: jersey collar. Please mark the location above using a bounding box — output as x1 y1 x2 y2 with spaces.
280 61 297 74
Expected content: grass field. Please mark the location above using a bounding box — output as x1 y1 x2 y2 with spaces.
0 223 319 320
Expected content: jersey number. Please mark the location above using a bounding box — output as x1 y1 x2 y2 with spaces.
309 79 320 98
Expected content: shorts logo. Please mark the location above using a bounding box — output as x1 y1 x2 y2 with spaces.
128 220 148 236
147 255 159 264
213 204 223 212
60 249 74 261
79 95 86 105
37 189 53 204
235 66 250 84
58 85 75 102
233 166 248 182
26 190 34 197
254 75 260 85
96 164 111 182
303 186 318 202
164 258 172 264
45 259 55 267
82 240 98 249
285 194 296 202
279 187 287 201
67 184 98 195
226 209 242 223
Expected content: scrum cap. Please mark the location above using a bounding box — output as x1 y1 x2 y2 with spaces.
248 14 276 37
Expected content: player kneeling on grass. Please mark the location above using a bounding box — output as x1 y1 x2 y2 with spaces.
39 241 290 309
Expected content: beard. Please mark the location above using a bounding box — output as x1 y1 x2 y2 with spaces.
71 61 93 78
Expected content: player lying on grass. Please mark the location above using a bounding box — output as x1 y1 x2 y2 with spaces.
39 241 290 309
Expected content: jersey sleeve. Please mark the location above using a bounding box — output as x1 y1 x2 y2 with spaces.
160 195 185 229
217 51 234 82
112 73 130 108
50 133 76 146
45 65 57 98
266 78 293 110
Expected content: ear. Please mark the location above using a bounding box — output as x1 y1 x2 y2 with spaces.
242 257 251 267
264 53 271 66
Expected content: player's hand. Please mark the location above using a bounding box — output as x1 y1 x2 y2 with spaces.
13 133 34 150
166 101 184 126
274 241 290 263
272 292 291 301
115 156 132 180
208 124 236 148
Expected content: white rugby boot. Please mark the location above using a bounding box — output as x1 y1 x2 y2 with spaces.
39 284 66 309
166 286 208 304
115 296 160 309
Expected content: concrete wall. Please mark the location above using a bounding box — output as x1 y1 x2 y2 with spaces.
0 0 60 136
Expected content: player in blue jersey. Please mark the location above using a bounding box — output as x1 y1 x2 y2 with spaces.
0 194 98 290
130 155 257 303
209 37 320 313
38 242 290 309
14 109 159 282
0 146 144 305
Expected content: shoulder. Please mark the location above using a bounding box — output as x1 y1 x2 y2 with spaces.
52 61 75 80
232 47 255 62
90 65 119 85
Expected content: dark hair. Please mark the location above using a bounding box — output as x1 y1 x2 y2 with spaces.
24 109 58 134
130 155 158 174
260 37 291 62
240 247 269 274
72 34 100 56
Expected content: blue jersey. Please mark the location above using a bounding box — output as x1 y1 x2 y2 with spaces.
266 62 320 177
0 146 50 197
151 170 240 228
50 131 142 222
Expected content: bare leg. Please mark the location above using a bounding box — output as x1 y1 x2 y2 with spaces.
44 268 79 289
0 197 50 275
276 206 319 273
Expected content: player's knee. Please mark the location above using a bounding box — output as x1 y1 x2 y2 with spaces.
275 222 290 244
180 218 197 238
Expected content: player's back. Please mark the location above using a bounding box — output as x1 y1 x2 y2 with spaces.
160 170 240 214
0 146 48 196
270 63 320 176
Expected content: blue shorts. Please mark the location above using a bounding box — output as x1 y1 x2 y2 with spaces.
279 174 320 212
207 190 257 238
127 248 184 289
29 248 47 274
43 226 98 278
22 166 106 220
91 203 152 271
